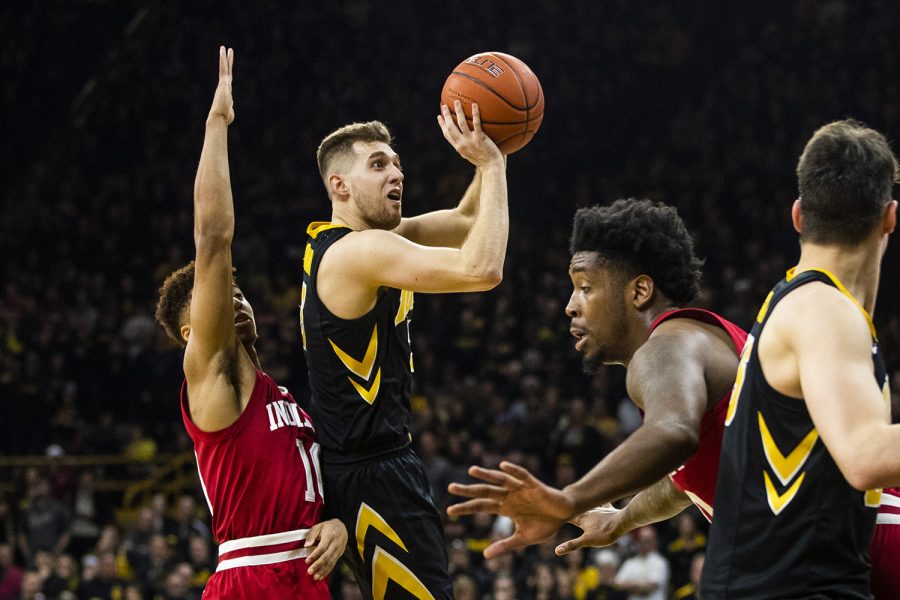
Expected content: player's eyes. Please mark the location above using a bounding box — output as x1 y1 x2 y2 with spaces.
372 161 383 168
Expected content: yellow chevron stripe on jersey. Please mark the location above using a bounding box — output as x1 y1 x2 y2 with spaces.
330 326 378 381
786 267 877 339
371 547 435 600
764 469 805 515
758 412 818 486
356 502 408 559
349 368 382 405
865 488 883 508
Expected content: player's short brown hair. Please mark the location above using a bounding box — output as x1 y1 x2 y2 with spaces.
797 119 899 245
155 262 239 346
316 121 392 184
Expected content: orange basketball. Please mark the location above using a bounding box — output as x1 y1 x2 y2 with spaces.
440 52 544 154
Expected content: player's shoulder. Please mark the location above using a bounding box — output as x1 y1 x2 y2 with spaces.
768 280 871 347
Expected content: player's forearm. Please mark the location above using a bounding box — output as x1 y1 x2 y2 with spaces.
457 160 507 284
617 477 692 533
455 168 483 220
193 117 234 242
563 421 697 516
840 424 900 490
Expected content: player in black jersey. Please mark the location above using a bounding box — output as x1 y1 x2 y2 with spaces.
702 120 900 599
302 103 506 599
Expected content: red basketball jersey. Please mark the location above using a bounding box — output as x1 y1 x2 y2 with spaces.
181 370 328 598
648 308 748 521
871 487 900 599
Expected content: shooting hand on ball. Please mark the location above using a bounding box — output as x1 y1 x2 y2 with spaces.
208 46 234 126
437 100 503 169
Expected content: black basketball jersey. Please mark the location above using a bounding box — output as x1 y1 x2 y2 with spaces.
703 269 889 599
300 222 415 457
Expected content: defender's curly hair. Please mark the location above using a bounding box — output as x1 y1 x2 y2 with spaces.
570 199 703 305
155 262 196 346
155 262 238 346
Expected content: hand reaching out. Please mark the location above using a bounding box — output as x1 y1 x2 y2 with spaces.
555 505 624 556
304 518 347 581
208 46 234 125
447 461 575 558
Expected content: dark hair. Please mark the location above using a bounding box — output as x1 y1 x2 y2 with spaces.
316 121 392 183
155 262 238 346
570 199 703 305
155 262 196 346
797 119 899 244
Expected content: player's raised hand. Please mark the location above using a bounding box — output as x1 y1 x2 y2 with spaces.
208 46 234 125
555 505 624 556
447 461 575 558
304 518 348 581
437 100 503 168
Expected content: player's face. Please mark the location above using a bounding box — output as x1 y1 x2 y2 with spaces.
346 140 404 230
566 252 630 371
233 286 258 346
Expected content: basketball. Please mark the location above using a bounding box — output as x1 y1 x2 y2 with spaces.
441 51 544 154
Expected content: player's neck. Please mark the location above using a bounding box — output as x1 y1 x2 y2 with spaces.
794 240 883 314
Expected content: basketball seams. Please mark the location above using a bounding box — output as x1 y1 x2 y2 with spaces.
448 72 530 113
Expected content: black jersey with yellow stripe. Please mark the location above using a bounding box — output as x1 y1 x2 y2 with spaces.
703 268 889 599
300 222 415 458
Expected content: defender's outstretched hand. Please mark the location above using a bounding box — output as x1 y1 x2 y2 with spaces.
437 100 503 169
555 505 624 556
304 518 348 581
208 46 234 125
447 461 574 558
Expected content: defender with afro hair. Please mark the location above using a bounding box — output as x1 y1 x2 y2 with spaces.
570 198 703 305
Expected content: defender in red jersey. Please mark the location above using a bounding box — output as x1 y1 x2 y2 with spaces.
154 47 346 599
448 199 745 559
871 487 900 599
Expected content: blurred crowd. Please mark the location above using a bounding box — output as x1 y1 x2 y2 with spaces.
3 1 900 598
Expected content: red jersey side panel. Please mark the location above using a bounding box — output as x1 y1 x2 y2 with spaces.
181 370 328 599
871 487 900 600
648 308 748 521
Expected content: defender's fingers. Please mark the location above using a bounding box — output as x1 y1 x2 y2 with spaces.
447 482 506 500
483 533 528 559
227 47 234 75
219 46 227 77
446 498 501 517
498 461 533 481
555 534 588 556
453 100 471 133
468 465 524 488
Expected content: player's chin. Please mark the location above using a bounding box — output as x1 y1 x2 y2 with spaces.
581 351 603 375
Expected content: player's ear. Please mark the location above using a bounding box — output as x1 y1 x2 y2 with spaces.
328 173 349 198
180 324 191 344
792 199 803 234
883 200 897 234
632 274 655 310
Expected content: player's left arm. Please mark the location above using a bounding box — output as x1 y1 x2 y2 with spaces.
789 287 900 489
561 327 712 515
393 168 482 248
304 518 347 581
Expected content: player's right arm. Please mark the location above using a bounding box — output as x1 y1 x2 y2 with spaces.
556 477 692 555
182 47 248 432
318 102 507 315
777 284 900 490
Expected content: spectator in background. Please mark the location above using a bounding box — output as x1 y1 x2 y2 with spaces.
184 536 212 594
123 507 157 577
672 553 704 600
0 543 23 600
417 430 453 511
452 573 478 600
16 571 43 600
590 549 627 600
78 551 125 600
162 496 208 562
614 527 668 600
17 478 70 563
42 553 79 599
663 513 705 593
493 572 518 600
